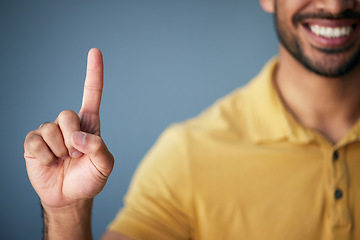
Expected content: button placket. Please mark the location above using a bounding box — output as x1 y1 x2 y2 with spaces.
332 150 339 161
329 148 351 227
334 189 343 200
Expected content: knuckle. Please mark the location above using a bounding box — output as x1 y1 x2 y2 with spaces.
39 122 51 129
41 122 58 136
58 110 77 122
92 136 104 152
88 136 105 156
27 136 45 153
25 131 35 142
24 131 36 148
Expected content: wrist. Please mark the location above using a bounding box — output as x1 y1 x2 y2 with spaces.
42 198 93 218
42 199 93 240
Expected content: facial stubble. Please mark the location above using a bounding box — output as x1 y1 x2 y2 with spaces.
273 3 360 78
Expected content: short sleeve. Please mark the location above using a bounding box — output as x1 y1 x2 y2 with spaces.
108 124 194 240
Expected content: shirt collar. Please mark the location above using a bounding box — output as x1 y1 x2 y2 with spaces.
245 58 360 146
337 120 360 147
245 58 315 145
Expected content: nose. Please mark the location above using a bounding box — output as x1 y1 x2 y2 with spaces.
315 0 357 15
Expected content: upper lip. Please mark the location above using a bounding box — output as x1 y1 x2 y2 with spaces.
293 10 360 27
302 19 359 28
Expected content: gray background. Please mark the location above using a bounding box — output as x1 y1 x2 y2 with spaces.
0 1 278 239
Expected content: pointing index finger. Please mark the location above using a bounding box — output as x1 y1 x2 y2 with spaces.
79 48 104 116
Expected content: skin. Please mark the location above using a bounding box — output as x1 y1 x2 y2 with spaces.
24 0 360 239
24 49 127 239
261 0 360 143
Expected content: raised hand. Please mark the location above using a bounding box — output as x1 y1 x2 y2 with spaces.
24 48 114 209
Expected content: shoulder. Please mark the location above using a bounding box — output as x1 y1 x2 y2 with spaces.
172 84 253 145
174 57 279 145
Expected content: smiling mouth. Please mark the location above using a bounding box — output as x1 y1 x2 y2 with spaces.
309 24 355 38
304 23 357 39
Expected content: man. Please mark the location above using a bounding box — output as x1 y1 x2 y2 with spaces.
24 0 360 239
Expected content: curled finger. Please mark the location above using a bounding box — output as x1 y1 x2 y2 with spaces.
24 132 57 167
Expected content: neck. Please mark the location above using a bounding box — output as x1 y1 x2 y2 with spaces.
275 47 360 144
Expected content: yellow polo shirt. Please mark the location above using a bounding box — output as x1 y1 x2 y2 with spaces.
108 58 360 240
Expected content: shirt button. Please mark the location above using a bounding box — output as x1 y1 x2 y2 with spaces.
332 150 339 161
335 189 343 199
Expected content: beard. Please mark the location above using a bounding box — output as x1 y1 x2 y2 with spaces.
274 4 360 78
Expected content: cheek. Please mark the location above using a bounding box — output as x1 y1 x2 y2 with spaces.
275 5 292 31
276 0 309 25
274 5 302 52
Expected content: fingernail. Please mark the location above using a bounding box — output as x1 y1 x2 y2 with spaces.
71 151 83 158
73 132 86 145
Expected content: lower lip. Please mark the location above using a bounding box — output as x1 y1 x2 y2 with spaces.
303 24 358 48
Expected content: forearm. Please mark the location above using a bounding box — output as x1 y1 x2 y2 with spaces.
42 199 93 240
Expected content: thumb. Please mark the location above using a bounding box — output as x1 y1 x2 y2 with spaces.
71 131 114 177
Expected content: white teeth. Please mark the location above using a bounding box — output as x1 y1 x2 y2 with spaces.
310 25 353 38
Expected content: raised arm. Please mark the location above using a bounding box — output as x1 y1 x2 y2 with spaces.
24 48 114 240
